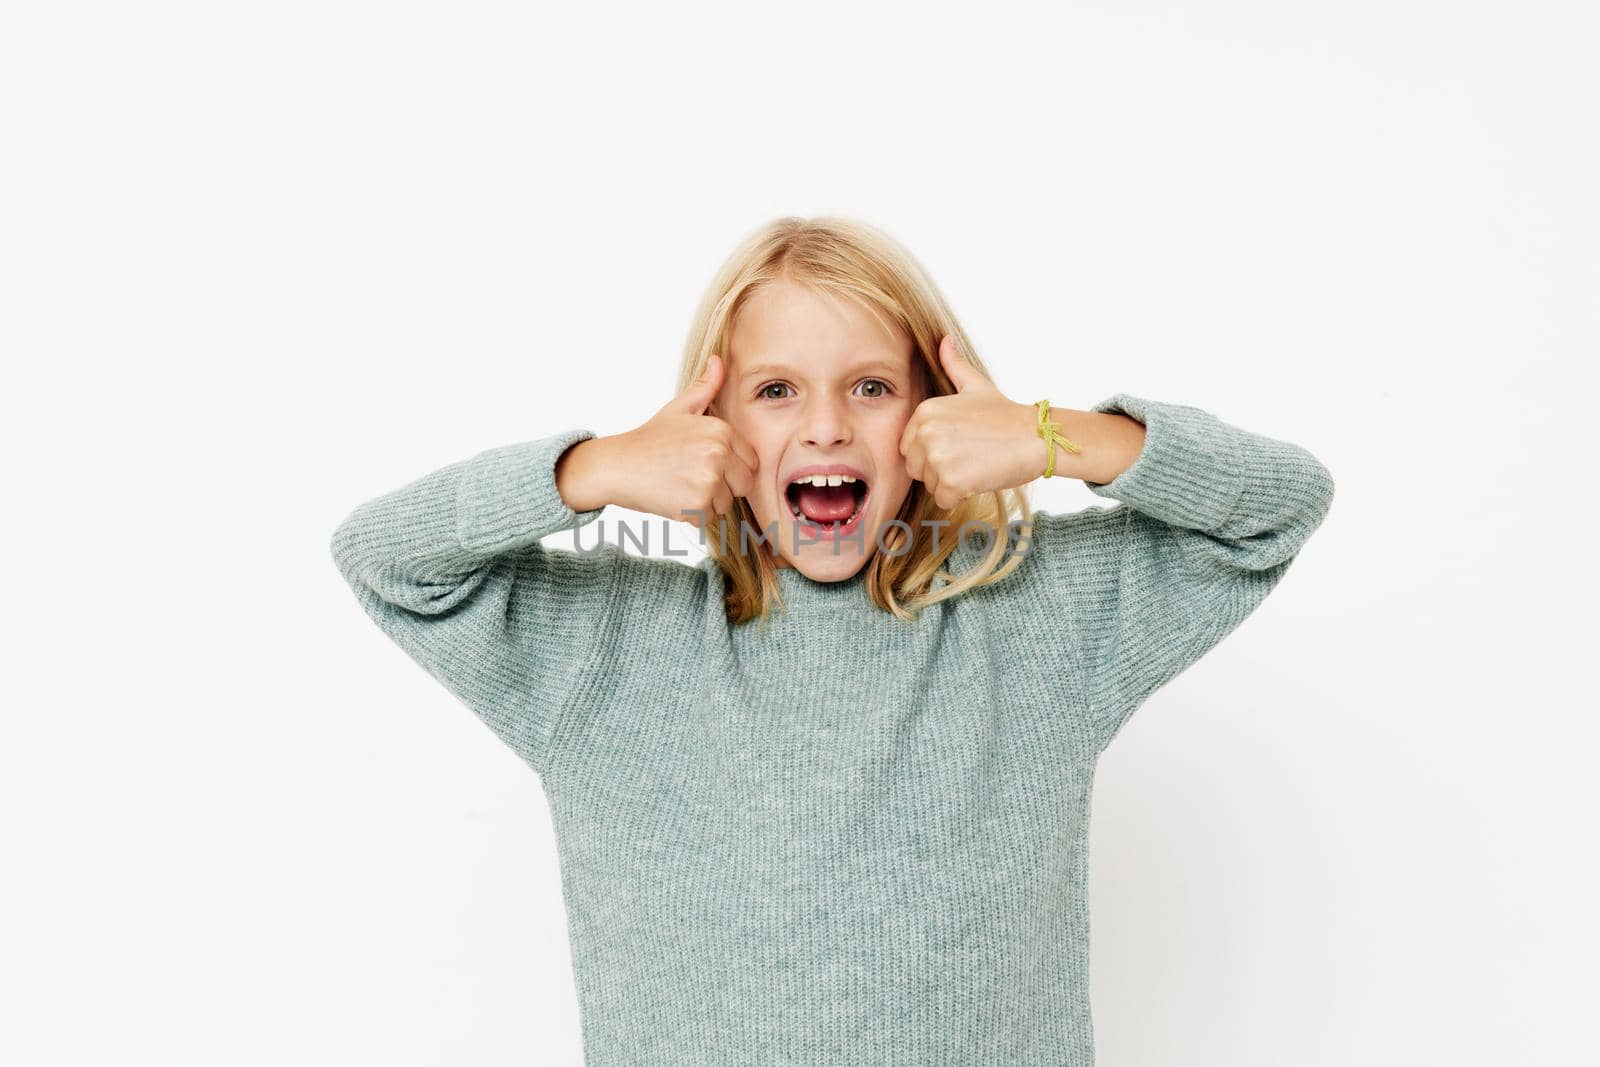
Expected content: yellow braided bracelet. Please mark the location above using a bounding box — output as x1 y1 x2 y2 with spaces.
1034 399 1082 479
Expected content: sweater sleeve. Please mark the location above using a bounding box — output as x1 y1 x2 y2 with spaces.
328 428 616 775
1033 394 1336 755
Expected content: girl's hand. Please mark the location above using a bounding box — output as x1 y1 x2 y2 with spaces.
598 354 760 530
899 335 1046 509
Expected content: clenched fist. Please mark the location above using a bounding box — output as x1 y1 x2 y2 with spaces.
556 354 760 532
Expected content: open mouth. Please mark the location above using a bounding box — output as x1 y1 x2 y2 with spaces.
785 473 871 538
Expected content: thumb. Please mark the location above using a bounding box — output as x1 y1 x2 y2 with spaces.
938 334 988 394
676 353 726 414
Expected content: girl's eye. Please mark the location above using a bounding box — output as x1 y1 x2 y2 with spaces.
755 380 893 401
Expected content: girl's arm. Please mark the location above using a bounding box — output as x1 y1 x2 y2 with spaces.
1029 394 1336 755
328 429 617 775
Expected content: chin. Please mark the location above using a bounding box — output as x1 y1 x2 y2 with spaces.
780 508 886 581
790 550 872 582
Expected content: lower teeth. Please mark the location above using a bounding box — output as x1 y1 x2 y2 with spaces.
793 508 859 528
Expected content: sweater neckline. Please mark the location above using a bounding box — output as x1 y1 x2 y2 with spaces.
772 562 873 610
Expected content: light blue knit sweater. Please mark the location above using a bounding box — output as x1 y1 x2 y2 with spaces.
329 393 1335 1065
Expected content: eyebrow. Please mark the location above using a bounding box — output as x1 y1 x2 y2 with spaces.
738 358 909 383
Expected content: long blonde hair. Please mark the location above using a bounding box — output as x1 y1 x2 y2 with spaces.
679 216 1033 627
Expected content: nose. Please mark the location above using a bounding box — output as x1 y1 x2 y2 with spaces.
799 392 852 448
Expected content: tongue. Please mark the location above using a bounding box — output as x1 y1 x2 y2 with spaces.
795 483 857 523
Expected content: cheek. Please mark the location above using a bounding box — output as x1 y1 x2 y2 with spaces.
877 423 913 478
748 449 784 509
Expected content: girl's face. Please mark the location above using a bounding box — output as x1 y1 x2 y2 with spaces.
712 278 927 582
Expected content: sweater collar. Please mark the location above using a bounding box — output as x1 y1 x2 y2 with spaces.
768 557 963 615
767 560 882 614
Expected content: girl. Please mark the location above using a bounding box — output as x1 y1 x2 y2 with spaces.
329 216 1335 1065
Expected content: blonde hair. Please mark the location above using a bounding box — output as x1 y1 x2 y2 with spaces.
678 215 1033 627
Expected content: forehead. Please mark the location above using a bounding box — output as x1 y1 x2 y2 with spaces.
729 279 912 377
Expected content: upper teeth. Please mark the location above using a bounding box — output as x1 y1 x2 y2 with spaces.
791 474 857 487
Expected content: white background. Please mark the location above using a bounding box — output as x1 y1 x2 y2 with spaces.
3 1 1595 1063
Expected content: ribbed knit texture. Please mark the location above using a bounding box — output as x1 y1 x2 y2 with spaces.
329 393 1335 1066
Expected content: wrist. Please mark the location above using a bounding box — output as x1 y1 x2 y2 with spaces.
1032 399 1084 479
555 434 622 513
1013 400 1051 483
